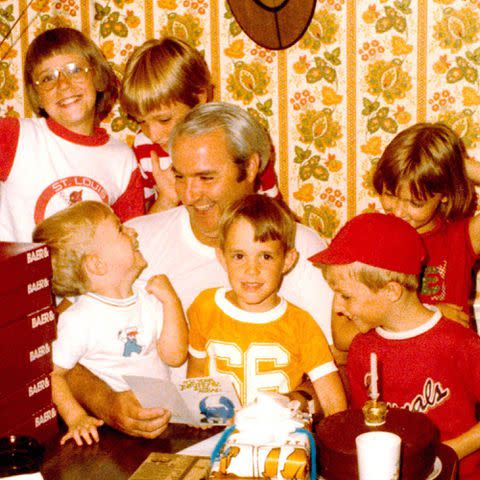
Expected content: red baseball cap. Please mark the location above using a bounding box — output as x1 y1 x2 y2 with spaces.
308 213 426 275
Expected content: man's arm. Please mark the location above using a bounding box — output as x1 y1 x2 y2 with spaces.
66 364 170 438
52 365 103 446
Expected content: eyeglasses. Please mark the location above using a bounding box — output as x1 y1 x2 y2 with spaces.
33 62 91 92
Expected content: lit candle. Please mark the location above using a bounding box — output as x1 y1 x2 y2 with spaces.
370 352 379 401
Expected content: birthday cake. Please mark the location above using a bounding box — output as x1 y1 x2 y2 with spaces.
315 407 440 480
210 393 314 479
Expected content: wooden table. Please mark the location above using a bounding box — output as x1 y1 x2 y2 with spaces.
39 424 458 480
40 424 222 480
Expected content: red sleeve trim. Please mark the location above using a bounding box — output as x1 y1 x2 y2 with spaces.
133 142 169 161
0 118 20 180
111 168 146 222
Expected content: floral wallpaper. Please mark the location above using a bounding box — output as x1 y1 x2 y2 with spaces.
1 0 480 241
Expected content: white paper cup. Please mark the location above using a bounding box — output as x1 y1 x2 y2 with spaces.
356 431 401 480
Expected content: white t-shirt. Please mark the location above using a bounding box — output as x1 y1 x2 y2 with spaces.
127 206 333 342
53 286 169 392
0 117 143 242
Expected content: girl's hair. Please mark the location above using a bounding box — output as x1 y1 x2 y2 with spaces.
32 201 113 297
322 261 419 292
24 27 119 124
373 122 475 220
169 102 271 181
120 37 212 119
219 194 297 253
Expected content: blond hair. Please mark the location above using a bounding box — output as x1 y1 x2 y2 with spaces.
120 37 212 120
322 261 419 292
32 201 113 297
24 28 119 124
373 122 475 220
219 194 296 253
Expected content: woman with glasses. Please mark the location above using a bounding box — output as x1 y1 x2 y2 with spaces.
0 27 145 243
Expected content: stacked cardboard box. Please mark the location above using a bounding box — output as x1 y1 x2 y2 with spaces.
0 242 58 443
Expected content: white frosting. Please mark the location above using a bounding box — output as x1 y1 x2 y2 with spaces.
233 392 305 445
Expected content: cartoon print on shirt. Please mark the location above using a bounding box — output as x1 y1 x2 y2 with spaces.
119 326 143 357
34 176 109 225
69 190 83 205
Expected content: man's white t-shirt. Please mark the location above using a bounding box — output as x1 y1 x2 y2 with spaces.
127 206 333 343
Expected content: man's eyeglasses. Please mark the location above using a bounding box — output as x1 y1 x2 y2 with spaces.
33 63 91 92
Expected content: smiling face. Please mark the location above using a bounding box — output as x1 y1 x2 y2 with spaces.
33 53 97 135
172 129 258 246
92 215 147 286
325 265 389 333
379 183 444 234
218 218 297 312
136 102 192 150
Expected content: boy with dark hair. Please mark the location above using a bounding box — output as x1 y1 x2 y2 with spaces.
187 194 347 415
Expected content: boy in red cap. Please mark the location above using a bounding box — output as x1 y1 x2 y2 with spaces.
309 212 480 479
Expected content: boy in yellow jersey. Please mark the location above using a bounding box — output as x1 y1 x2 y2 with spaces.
187 195 346 415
